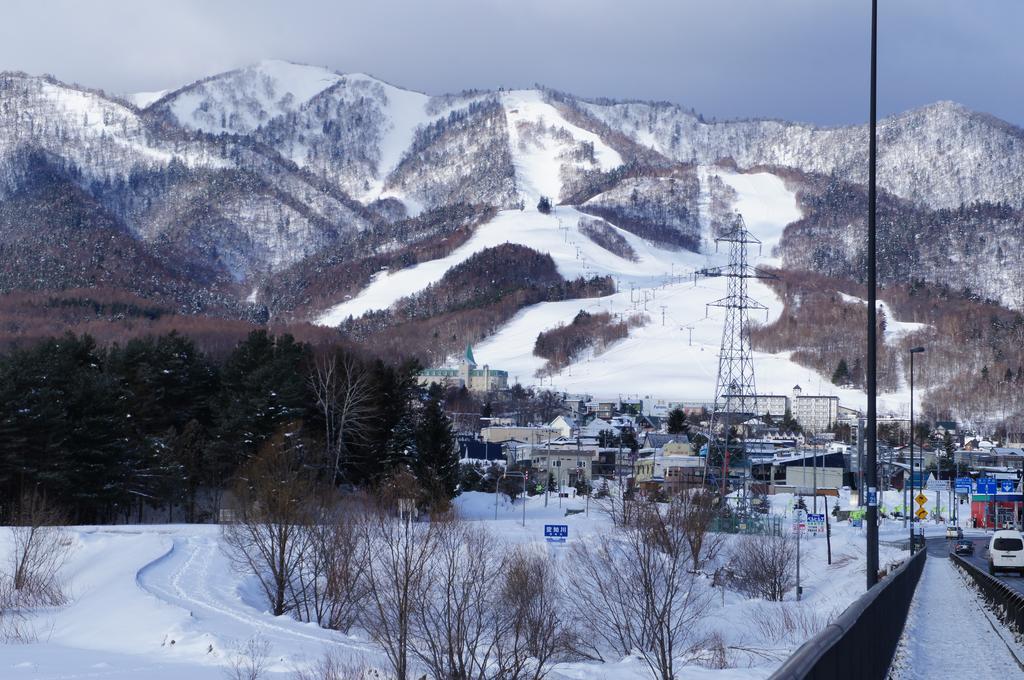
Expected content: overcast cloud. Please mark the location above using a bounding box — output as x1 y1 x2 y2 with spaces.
1 0 1021 127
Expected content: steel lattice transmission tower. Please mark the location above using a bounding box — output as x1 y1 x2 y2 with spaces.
696 213 775 495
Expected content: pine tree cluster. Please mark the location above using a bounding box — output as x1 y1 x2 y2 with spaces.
0 330 461 523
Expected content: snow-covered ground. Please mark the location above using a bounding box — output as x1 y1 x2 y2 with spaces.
890 554 1024 678
0 491 910 679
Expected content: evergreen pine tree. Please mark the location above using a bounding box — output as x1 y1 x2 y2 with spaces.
667 407 689 434
832 359 851 386
416 384 460 504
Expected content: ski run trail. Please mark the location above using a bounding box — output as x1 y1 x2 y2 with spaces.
890 554 1023 678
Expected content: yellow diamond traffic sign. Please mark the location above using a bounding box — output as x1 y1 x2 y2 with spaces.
916 508 929 520
915 493 928 506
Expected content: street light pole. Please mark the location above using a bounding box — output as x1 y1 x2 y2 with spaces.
908 346 925 554
865 0 881 589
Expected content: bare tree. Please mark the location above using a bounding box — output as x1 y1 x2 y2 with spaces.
360 473 435 680
570 502 712 680
310 353 374 483
291 491 369 632
0 580 34 643
226 635 271 680
291 651 374 680
493 548 567 680
410 517 504 680
663 491 724 572
222 430 316 617
7 491 71 607
728 533 796 602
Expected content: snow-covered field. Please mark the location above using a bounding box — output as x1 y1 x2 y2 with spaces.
0 491 908 680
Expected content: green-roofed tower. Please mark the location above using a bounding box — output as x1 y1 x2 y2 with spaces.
465 344 477 367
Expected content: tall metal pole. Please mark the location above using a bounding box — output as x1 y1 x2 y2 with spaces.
908 347 925 553
813 442 818 514
909 350 915 554
865 0 880 589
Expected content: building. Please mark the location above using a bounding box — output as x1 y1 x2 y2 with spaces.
417 345 509 392
640 433 694 455
516 444 598 486
783 466 844 492
548 415 577 439
590 399 618 420
791 385 839 434
481 425 560 446
751 394 790 419
634 453 705 493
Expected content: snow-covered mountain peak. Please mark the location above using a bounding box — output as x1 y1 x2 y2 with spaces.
161 59 344 135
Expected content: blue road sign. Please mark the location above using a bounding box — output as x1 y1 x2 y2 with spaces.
999 479 1017 493
544 524 568 542
955 477 972 494
978 478 997 495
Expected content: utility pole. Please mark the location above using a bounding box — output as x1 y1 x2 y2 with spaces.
865 0 880 589
660 305 667 326
813 442 818 514
796 501 803 601
909 346 925 553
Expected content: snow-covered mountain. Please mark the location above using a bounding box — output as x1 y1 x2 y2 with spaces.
2 60 1023 406
575 97 1024 211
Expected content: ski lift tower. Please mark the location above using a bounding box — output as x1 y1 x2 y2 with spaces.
695 213 775 500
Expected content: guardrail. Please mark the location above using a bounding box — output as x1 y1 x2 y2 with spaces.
770 549 926 680
951 552 1024 634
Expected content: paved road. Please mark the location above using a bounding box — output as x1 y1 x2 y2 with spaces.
929 533 1024 595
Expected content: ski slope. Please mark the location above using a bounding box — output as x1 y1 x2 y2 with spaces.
315 167 921 414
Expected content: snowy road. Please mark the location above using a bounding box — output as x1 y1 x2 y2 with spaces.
889 542 1023 678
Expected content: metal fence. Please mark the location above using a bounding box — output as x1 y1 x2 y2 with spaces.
951 552 1024 635
770 548 926 680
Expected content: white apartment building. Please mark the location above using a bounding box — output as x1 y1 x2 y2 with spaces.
751 394 790 419
791 385 839 434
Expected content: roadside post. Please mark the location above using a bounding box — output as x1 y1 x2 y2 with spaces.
794 503 806 601
824 494 832 565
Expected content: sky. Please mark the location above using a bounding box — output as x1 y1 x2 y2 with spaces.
1 0 1021 127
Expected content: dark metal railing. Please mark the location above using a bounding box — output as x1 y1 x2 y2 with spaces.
951 552 1024 635
770 548 926 680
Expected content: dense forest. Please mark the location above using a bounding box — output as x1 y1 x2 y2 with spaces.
751 268 1024 429
0 330 442 524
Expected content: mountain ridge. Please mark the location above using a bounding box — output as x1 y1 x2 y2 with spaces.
1 61 1023 419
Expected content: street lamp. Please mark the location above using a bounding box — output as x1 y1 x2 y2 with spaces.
908 346 926 554
865 0 881 589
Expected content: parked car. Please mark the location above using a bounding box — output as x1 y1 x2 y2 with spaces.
954 540 974 556
988 530 1024 575
946 525 963 539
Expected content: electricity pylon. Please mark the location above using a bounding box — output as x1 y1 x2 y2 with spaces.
695 213 775 498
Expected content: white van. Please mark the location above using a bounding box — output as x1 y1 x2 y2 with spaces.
988 530 1024 575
